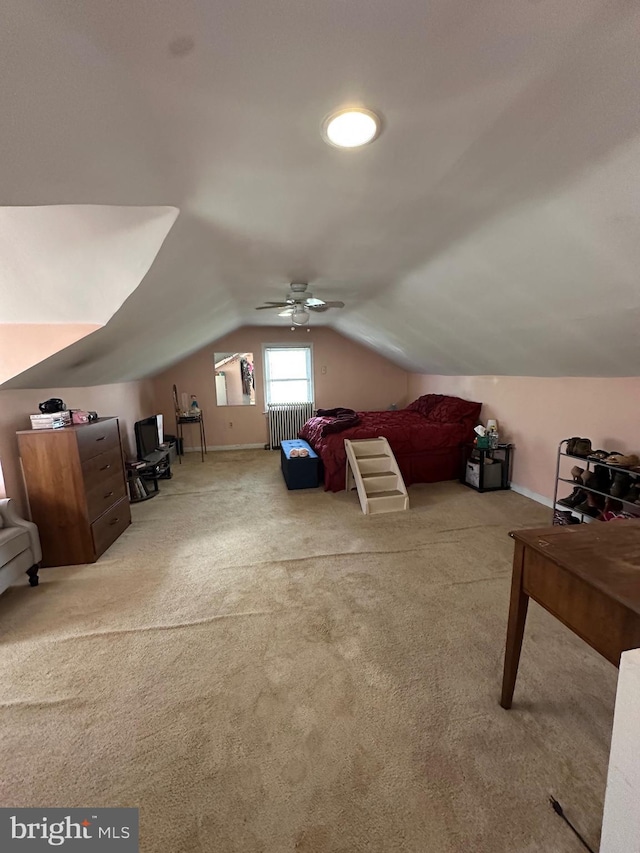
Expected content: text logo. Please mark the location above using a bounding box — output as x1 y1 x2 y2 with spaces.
0 809 138 851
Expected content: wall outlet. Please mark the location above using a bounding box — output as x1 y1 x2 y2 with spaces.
228 421 233 429
321 365 327 374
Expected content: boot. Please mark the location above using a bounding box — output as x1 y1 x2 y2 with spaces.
558 487 586 508
610 472 632 499
575 492 605 517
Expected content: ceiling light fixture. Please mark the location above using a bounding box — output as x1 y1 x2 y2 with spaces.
322 107 381 149
291 306 310 326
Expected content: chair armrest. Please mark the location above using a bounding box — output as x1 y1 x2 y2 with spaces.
0 498 42 564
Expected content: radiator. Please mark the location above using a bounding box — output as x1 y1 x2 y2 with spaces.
267 402 314 450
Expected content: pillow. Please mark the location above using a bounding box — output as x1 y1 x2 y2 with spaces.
404 394 445 417
427 395 482 425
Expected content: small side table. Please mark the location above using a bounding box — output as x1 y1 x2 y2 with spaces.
176 412 207 463
462 443 513 492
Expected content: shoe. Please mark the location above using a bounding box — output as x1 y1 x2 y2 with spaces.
610 472 632 499
554 509 581 525
570 465 585 482
606 453 640 468
558 487 586 508
582 468 611 494
565 437 580 455
574 500 602 518
620 484 640 505
587 449 610 461
572 438 593 458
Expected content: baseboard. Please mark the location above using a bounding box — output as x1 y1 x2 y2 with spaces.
510 482 554 509
182 443 267 452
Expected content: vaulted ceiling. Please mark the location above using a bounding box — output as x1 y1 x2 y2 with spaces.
2 0 639 388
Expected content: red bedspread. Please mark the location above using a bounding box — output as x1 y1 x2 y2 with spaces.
299 405 479 492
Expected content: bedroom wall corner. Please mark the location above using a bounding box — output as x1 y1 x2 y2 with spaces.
151 326 409 448
408 374 640 503
0 379 155 517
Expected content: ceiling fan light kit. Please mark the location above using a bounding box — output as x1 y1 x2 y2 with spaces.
256 283 345 326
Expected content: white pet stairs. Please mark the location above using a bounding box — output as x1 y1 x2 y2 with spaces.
344 437 410 515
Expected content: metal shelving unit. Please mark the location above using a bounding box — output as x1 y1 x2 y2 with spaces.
552 439 640 524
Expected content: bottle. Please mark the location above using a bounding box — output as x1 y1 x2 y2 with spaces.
190 395 200 415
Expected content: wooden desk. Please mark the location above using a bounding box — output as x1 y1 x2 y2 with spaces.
501 521 640 709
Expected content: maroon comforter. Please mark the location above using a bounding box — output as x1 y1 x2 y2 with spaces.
299 395 481 492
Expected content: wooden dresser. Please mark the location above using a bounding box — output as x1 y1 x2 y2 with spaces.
17 417 131 567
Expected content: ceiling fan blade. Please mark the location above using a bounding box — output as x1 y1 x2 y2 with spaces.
305 297 325 307
308 301 345 312
255 303 290 309
278 308 294 317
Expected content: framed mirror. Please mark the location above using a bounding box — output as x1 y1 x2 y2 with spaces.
214 353 255 406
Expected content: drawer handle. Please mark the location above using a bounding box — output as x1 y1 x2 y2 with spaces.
100 464 111 471
104 491 114 499
109 517 120 526
96 435 106 442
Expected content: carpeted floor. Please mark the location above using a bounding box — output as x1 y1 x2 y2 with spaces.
0 451 617 852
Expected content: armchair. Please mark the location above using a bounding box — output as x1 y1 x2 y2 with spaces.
0 498 41 594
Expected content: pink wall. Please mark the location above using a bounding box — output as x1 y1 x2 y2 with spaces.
408 374 640 501
0 323 101 385
0 380 155 516
152 326 408 448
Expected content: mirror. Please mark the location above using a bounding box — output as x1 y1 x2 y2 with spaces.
214 352 255 406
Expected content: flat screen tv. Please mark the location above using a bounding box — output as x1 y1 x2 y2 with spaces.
135 415 160 461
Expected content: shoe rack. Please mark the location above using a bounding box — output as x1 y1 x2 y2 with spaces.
553 438 640 525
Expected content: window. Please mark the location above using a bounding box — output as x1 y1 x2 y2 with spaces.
263 345 313 405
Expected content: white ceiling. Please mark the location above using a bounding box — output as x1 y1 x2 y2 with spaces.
2 0 640 387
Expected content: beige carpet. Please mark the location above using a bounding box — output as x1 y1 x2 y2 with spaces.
0 451 617 852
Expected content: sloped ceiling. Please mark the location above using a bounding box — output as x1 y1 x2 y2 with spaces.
2 0 639 388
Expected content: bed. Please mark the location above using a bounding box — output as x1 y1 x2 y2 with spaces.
298 394 482 492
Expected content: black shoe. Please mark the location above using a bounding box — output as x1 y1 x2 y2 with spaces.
574 501 601 518
554 509 581 525
558 487 586 507
611 472 633 499
573 438 593 458
566 437 580 455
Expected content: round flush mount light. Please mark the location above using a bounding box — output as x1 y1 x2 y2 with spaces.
322 107 382 149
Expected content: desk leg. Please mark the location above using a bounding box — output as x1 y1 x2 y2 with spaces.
500 540 529 709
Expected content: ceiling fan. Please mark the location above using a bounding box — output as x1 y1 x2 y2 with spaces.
255 283 345 325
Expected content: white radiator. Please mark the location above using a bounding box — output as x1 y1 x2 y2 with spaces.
267 402 314 450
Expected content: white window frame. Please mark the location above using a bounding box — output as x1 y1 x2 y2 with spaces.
262 343 314 406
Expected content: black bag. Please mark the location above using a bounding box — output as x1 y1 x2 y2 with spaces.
39 398 66 414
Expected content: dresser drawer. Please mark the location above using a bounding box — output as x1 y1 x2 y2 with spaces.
82 445 122 490
91 496 131 558
86 470 126 522
77 419 120 462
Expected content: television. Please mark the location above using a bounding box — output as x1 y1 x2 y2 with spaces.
135 415 161 461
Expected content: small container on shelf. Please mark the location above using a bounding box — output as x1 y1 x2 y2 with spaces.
461 443 513 492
